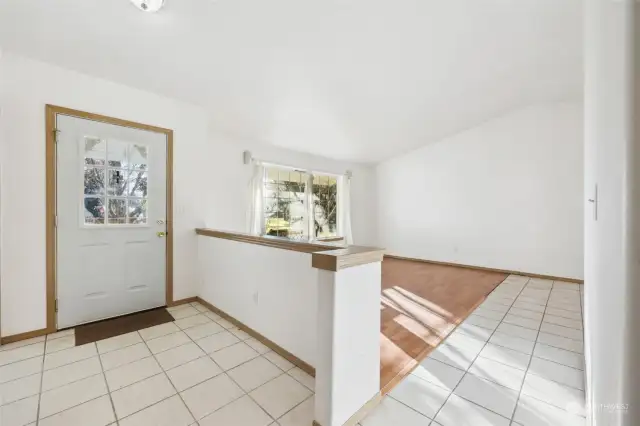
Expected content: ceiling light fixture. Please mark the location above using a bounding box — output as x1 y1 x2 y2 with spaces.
129 0 165 12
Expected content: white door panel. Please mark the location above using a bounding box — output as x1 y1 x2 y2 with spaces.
56 115 167 329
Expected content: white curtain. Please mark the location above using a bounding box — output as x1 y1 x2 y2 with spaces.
341 173 354 245
305 173 314 239
248 163 265 235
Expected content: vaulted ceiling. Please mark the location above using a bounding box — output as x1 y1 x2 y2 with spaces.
0 0 582 162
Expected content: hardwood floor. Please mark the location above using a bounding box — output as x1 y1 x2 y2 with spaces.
379 257 507 393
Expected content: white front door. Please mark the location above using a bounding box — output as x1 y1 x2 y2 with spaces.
56 114 168 329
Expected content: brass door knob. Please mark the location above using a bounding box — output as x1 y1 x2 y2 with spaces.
157 232 167 237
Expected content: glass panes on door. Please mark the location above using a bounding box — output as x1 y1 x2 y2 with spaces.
84 137 106 165
82 136 149 225
84 197 105 225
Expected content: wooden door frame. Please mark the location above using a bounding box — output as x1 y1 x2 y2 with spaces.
45 104 174 333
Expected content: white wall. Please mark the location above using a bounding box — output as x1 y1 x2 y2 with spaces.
201 130 377 247
584 1 639 424
198 235 318 365
376 102 584 279
316 263 381 426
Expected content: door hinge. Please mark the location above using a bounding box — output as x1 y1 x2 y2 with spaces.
54 215 58 228
53 128 60 143
55 299 58 312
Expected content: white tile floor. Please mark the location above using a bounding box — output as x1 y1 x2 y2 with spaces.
0 303 315 426
364 275 586 426
0 275 585 426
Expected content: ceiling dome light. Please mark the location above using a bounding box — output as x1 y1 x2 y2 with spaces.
130 0 165 12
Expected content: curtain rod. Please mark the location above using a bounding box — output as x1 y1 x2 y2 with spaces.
243 150 351 178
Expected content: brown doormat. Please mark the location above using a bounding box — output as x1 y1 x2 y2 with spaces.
75 307 175 346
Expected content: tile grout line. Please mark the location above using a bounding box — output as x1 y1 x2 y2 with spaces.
0 348 47 370
107 371 173 421
176 302 281 424
31 372 106 411
0 339 45 353
236 364 314 422
179 301 315 425
169 306 252 424
390 279 584 426
226 369 282 423
26 310 228 424
580 283 587 417
8 347 139 408
0 330 71 355
137 326 202 425
527 337 583 355
388 277 531 424
506 296 581 315
14 293 582 426
385 395 440 423
459 327 585 390
489 299 585 354
0 314 320 388
102 320 217 422
283 367 315 392
3 307 237 425
423 276 532 424
386 368 528 424
108 303 286 424
540 319 584 332
105 322 257 394
34 336 48 426
145 308 247 422
37 394 109 424
507 280 553 426
458 278 533 424
36 343 121 424
0 330 150 373
19 288 587 426
274 393 316 424
95 339 120 426
506 386 588 421
482 311 584 354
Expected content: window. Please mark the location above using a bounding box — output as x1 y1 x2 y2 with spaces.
312 174 338 238
83 137 149 225
262 165 340 240
264 167 308 239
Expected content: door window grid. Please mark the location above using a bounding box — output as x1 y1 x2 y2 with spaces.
82 137 149 225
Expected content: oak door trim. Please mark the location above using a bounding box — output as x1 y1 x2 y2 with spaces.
45 104 175 333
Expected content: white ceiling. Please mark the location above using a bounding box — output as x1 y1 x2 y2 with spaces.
0 0 582 163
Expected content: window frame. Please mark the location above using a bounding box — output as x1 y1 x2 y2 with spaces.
260 163 343 241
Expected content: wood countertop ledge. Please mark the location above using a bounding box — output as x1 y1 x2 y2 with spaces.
311 246 386 272
195 228 384 271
